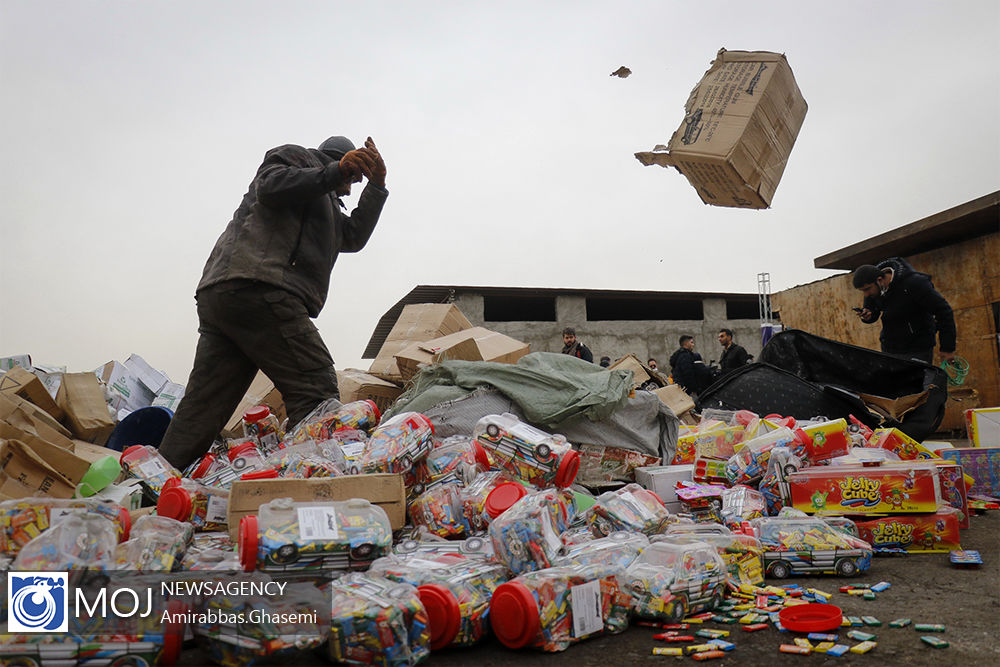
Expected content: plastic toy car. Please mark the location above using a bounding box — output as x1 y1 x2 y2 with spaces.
473 413 579 488
625 540 728 621
239 498 392 574
394 535 493 559
750 516 873 578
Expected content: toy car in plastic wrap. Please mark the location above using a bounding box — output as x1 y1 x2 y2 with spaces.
394 535 493 559
750 516 873 578
473 414 579 488
0 640 170 667
625 540 728 622
240 498 392 575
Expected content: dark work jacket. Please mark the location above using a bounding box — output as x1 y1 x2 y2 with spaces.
562 341 594 363
861 257 956 354
669 347 713 394
198 144 388 317
719 343 750 374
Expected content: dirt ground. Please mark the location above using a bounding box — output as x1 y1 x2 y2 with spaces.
182 509 1000 666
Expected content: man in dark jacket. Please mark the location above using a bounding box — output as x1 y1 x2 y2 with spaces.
158 136 387 469
718 328 750 375
560 327 594 362
852 257 957 364
669 335 714 396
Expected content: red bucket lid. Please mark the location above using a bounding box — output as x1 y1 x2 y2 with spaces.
239 515 259 573
364 399 382 423
778 603 843 632
553 449 580 488
490 581 540 648
484 482 529 519
241 467 279 480
418 583 461 650
157 487 193 521
243 405 271 423
190 453 217 479
120 445 146 464
228 442 259 461
161 477 183 492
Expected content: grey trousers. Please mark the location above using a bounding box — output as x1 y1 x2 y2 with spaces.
157 280 339 470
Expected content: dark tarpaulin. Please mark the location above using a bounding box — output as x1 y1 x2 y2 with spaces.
697 330 947 441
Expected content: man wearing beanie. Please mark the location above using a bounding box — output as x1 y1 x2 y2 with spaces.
852 257 956 364
159 136 388 469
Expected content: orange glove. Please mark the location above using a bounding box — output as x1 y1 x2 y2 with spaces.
338 149 376 183
364 136 386 187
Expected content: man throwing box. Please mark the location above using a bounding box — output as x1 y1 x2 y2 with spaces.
158 136 387 469
852 257 956 364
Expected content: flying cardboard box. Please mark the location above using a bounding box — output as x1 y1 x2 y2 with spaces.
651 385 696 420
226 474 406 540
56 372 115 445
394 326 530 381
635 48 807 209
337 368 403 414
369 304 474 381
0 366 64 421
124 353 170 395
222 371 287 439
95 360 156 414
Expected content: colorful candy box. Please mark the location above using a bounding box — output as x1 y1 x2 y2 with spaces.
0 497 130 556
490 563 631 652
489 489 577 575
361 412 434 475
750 516 873 578
587 484 672 536
795 419 852 463
474 413 579 488
854 507 962 553
408 483 468 539
788 462 941 515
937 447 1000 496
867 428 939 460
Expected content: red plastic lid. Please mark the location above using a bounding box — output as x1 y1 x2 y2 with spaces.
240 467 279 480
157 487 193 521
471 441 491 469
243 405 271 423
554 449 580 488
364 399 382 423
778 603 843 632
794 428 813 445
239 515 258 572
161 476 183 492
484 482 529 519
418 584 461 650
117 507 131 542
490 581 541 648
120 445 146 464
190 453 217 479
228 442 259 461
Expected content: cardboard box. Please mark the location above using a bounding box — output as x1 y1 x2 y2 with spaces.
337 368 403 415
855 508 962 553
96 360 156 414
0 393 74 447
369 304 474 380
0 423 90 487
965 407 1000 447
937 447 1000 496
610 354 668 390
394 326 530 381
788 463 940 515
123 354 170 395
635 464 695 504
222 371 287 439
0 438 90 500
0 366 64 421
226 474 406 540
151 382 186 412
0 355 31 373
651 385 695 419
635 48 808 209
56 372 115 445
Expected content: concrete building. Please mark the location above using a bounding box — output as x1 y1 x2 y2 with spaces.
772 190 999 432
363 286 765 371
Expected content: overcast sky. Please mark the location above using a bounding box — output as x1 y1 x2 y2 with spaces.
2 1 997 384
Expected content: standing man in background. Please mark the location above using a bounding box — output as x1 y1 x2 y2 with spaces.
560 327 594 363
158 136 388 470
669 335 715 397
852 257 956 364
718 328 750 375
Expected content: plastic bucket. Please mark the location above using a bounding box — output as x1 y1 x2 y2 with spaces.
105 406 174 452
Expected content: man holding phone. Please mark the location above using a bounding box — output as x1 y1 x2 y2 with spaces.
851 257 956 364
